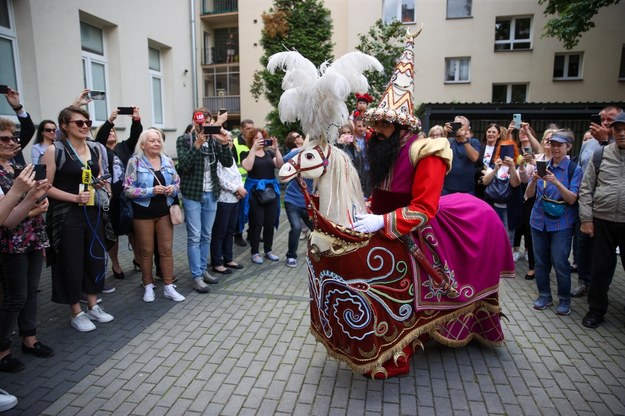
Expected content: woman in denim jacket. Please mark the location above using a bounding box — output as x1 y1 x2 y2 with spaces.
124 129 183 303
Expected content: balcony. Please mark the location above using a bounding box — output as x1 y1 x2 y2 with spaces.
202 0 237 14
202 96 240 115
201 0 238 25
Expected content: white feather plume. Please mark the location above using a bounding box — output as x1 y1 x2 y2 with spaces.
267 50 383 144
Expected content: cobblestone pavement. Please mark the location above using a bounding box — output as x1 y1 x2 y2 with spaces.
1 213 624 415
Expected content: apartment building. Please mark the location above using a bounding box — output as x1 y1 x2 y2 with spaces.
201 0 625 136
1 0 194 157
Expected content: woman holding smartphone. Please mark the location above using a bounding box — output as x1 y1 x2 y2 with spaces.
524 129 582 316
241 128 283 264
0 119 52 372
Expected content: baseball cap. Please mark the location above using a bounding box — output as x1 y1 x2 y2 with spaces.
609 112 625 127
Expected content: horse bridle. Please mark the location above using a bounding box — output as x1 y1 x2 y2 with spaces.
288 144 331 177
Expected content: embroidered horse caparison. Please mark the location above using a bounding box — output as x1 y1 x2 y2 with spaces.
279 139 514 379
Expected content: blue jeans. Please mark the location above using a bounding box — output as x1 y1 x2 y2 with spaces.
531 227 573 301
493 205 514 248
183 192 218 280
285 202 313 259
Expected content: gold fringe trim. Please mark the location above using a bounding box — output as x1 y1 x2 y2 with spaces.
310 300 502 375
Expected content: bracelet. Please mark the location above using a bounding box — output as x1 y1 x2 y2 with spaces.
12 104 23 112
460 141 468 144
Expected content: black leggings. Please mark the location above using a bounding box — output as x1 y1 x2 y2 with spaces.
248 196 279 255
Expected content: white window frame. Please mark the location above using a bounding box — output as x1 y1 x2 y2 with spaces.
492 83 528 103
447 0 472 19
494 16 533 51
0 0 22 117
553 52 583 80
444 57 471 83
383 0 416 24
81 22 109 124
149 47 165 126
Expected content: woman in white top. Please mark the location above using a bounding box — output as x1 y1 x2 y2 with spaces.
31 120 57 164
210 133 247 274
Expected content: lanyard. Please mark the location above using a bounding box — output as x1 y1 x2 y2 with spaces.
66 140 92 184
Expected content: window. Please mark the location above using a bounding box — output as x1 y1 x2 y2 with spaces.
383 0 416 24
203 65 239 96
553 53 583 80
149 47 164 125
495 16 532 51
619 45 625 81
492 84 527 103
445 57 470 83
81 21 108 122
0 0 19 116
447 0 472 18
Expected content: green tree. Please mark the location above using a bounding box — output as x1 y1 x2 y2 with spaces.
352 19 406 111
250 0 333 140
539 0 621 49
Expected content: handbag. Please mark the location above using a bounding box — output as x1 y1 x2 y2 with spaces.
484 177 512 204
541 195 566 218
169 203 184 225
253 186 277 205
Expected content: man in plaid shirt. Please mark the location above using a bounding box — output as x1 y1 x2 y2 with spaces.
176 108 233 293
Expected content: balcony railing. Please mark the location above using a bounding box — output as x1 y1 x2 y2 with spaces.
202 47 238 65
202 0 238 14
202 96 240 114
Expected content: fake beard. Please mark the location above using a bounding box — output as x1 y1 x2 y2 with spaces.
367 129 401 188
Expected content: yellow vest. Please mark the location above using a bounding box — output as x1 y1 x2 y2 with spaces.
233 137 250 178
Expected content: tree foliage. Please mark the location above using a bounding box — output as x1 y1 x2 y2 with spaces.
352 19 406 111
539 0 621 49
250 0 333 139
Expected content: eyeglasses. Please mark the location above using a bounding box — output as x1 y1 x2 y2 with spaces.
0 135 19 143
67 120 93 128
44 128 56 133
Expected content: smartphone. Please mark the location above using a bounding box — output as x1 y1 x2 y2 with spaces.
590 114 601 126
0 85 8 94
88 90 106 100
522 146 533 156
499 144 514 160
203 125 221 135
263 139 273 147
219 108 227 115
536 160 548 177
34 164 47 180
92 173 112 184
513 113 522 129
449 122 462 134
117 107 133 115
35 193 48 204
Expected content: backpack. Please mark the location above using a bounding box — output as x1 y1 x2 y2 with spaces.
591 146 605 178
53 139 104 172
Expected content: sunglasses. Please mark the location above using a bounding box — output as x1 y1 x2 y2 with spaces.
67 120 93 128
44 128 57 133
0 136 19 144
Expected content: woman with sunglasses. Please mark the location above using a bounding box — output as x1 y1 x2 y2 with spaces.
41 106 115 332
31 120 57 164
0 118 52 373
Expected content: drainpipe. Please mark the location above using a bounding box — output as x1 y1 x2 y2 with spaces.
190 0 199 107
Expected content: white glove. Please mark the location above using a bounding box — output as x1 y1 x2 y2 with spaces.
353 214 384 233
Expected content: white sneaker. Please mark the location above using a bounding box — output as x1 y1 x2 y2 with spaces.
512 251 522 262
143 283 155 302
87 305 114 323
0 389 18 412
163 284 185 302
71 311 96 332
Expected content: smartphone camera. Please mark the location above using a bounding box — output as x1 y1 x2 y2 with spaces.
513 113 522 129
203 125 221 135
263 139 273 147
34 164 47 180
88 90 106 100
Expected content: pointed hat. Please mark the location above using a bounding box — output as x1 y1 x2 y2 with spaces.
364 28 422 131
